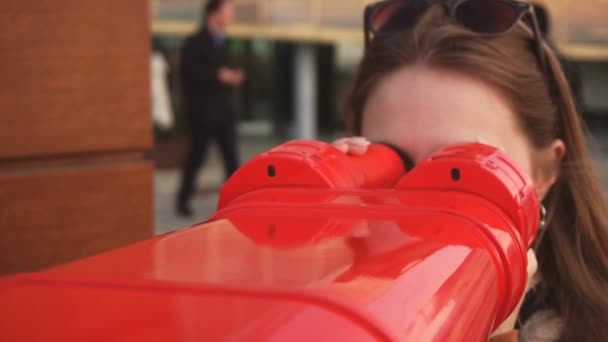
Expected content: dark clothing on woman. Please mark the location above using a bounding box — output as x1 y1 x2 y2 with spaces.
177 27 239 211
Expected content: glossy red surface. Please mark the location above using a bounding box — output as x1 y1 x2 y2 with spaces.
0 141 539 341
218 141 407 209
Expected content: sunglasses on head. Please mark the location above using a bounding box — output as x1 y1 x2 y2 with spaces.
364 0 547 71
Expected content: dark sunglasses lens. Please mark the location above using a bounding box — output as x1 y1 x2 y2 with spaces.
371 1 403 32
371 1 422 34
455 0 520 34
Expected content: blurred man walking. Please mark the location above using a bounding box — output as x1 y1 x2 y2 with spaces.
177 0 244 216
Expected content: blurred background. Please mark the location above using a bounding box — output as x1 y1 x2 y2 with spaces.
1 0 607 276
151 0 608 232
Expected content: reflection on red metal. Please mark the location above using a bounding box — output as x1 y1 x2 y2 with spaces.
0 140 539 341
218 141 407 209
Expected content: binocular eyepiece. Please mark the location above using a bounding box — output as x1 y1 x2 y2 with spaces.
218 140 539 246
0 140 542 342
212 140 540 340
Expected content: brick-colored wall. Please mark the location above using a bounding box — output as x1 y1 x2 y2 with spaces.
0 0 154 276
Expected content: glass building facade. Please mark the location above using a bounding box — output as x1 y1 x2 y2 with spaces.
151 0 608 139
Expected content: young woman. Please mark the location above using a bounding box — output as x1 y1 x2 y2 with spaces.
336 0 608 340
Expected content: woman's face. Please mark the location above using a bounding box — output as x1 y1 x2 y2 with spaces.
361 66 561 197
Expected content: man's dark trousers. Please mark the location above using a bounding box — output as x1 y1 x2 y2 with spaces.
177 120 238 208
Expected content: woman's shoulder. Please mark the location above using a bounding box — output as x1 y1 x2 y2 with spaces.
519 309 563 342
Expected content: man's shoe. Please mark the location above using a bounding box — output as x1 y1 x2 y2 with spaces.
177 203 193 217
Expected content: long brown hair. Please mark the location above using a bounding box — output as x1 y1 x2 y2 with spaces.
344 6 608 341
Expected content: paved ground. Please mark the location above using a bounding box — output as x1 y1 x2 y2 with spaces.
154 125 608 236
154 136 282 235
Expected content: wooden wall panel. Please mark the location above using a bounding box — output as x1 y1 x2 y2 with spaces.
0 0 151 159
0 0 154 276
0 162 154 275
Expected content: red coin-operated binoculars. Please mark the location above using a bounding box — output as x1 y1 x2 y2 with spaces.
0 140 539 342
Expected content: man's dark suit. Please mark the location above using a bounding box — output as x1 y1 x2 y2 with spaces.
177 27 239 209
